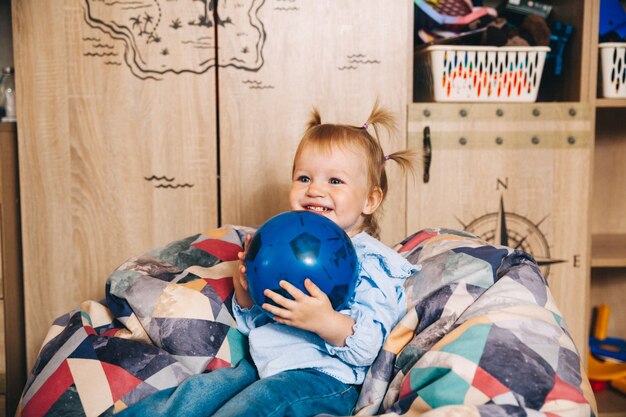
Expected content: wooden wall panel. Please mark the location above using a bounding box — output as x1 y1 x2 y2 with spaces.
592 108 626 234
218 0 414 246
407 103 592 351
14 0 219 367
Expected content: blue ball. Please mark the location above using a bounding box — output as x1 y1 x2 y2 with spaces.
244 211 358 311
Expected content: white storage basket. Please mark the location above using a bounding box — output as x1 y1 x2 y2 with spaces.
415 45 550 102
599 42 626 98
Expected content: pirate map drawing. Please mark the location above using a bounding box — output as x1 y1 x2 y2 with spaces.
83 0 266 80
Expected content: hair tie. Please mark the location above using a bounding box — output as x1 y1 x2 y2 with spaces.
362 123 368 129
384 154 390 161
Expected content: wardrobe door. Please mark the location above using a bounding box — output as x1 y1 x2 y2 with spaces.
406 103 593 350
217 0 414 246
14 0 219 366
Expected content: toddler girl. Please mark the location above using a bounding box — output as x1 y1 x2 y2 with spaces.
120 102 417 417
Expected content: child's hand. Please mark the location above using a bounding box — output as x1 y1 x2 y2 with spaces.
233 234 254 309
263 279 355 346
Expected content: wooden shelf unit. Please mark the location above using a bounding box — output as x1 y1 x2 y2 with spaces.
596 99 626 108
410 0 625 414
592 234 626 268
589 1 626 416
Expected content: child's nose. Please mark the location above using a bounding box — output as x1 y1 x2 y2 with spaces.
306 181 325 196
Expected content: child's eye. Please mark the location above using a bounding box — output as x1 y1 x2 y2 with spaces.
329 178 343 185
296 176 310 183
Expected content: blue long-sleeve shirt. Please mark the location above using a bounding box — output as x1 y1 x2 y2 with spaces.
232 231 417 384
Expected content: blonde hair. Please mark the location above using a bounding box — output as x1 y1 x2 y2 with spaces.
292 101 416 238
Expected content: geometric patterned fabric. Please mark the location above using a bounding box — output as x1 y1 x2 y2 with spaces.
18 226 251 417
355 228 596 416
17 226 597 416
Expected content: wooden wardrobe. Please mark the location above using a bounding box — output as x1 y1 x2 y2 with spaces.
13 0 413 369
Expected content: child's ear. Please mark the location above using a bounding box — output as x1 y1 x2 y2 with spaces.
363 186 383 215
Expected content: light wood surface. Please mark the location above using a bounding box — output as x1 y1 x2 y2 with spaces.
596 99 626 108
13 0 414 370
585 0 601 104
13 1 219 367
406 103 593 350
592 109 626 235
592 234 626 267
218 0 414 246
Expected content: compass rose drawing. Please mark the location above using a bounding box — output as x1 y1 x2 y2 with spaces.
457 195 566 277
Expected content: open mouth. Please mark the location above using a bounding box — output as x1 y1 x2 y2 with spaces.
305 205 331 212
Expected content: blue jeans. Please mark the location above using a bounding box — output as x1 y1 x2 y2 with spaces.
119 358 359 417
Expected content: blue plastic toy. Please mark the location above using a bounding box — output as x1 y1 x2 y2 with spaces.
244 211 358 312
590 336 626 362
548 21 574 76
599 0 626 39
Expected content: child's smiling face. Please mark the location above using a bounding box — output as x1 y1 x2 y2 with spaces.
289 143 381 237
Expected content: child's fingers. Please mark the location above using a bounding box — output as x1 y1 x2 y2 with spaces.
261 303 290 319
278 280 307 299
303 278 325 299
263 288 295 308
240 234 252 255
235 263 248 290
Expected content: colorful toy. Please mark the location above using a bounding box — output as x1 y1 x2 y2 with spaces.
588 304 626 395
548 21 574 76
590 336 626 362
599 0 626 39
244 211 358 312
414 0 492 32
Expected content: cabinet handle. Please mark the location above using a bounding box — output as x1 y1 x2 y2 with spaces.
423 126 431 183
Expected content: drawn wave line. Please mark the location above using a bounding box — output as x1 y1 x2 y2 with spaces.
182 40 213 46
105 1 144 5
347 54 366 58
104 61 122 65
249 85 275 89
82 37 101 41
155 184 194 189
93 44 115 49
122 4 152 10
274 7 299 10
338 66 358 70
144 175 174 182
83 52 119 57
349 59 380 64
